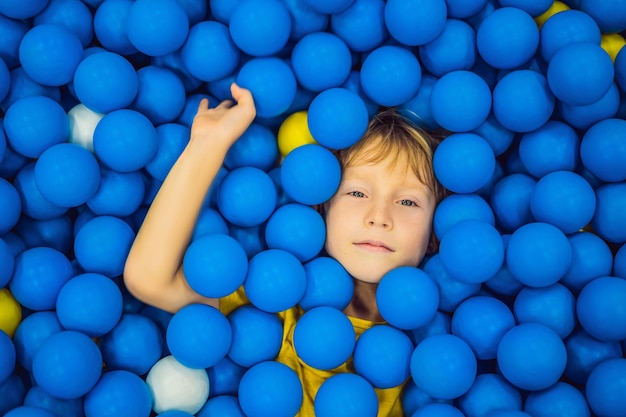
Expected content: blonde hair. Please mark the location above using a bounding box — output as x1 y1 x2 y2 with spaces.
332 108 448 252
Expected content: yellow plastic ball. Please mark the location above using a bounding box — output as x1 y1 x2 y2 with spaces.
0 288 22 337
277 110 317 157
601 33 626 62
535 1 570 29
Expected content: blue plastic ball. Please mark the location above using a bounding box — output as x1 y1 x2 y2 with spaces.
418 18 476 77
283 0 328 42
565 328 623 386
1 67 61 113
197 395 244 417
4 95 68 158
146 123 190 181
384 0 446 46
0 238 13 288
33 143 100 208
410 334 477 400
93 108 157 173
492 70 555 133
32 330 103 399
9 247 73 311
291 32 351 92
167 304 232 369
399 74 439 130
472 114 515 157
224 123 278 172
434 194 494 240
0 0 48 19
580 118 626 183
132 66 186 125
0 330 15 385
353 324 413 388
457 373 522 417
84 370 152 417
74 215 135 277
430 70 491 132
439 220 504 284
3 407 56 417
451 295 515 360
126 0 189 56
244 249 306 313
489 173 536 232
547 42 614 106
307 87 369 150
228 223 267 259
559 82 620 131
330 0 387 52
13 312 62 371
217 166 277 227
87 168 145 217
529 171 596 234
93 0 138 55
422 254 481 313
0 16 28 69
314 373 378 417
412 403 465 417
514 283 576 339
183 234 248 298
229 0 291 56
586 358 626 417
238 361 303 417
577 276 626 342
206 357 246 397
23 385 83 417
506 222 572 288
360 45 421 107
562 231 613 293
73 51 138 113
280 144 341 205
293 306 355 370
376 266 439 330
518 120 580 178
236 57 297 119
0 178 21 235
265 203 325 262
100 313 163 375
591 183 626 244
615 244 626 279
304 0 353 14
19 24 83 87
445 0 487 18
227 305 282 368
299 256 354 311
180 20 239 82
617 47 626 92
34 0 94 47
433 133 495 193
476 7 539 69
580 0 626 33
539 9 601 62
525 381 590 417
56 272 123 337
497 323 567 391
190 208 228 241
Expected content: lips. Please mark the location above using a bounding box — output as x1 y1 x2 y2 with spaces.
353 240 394 252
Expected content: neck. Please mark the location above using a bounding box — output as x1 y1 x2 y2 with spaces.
343 279 384 323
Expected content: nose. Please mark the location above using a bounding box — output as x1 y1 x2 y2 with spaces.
365 200 393 229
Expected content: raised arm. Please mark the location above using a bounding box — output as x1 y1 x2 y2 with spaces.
124 83 256 313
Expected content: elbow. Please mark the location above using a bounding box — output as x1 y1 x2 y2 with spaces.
123 257 152 305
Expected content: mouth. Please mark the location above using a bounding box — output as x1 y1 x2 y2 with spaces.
353 240 394 253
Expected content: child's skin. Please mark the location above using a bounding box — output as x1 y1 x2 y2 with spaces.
124 82 436 323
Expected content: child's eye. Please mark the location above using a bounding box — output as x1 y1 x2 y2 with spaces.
400 199 417 207
348 191 365 198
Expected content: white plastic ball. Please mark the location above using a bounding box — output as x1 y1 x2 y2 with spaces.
67 103 104 153
145 355 210 415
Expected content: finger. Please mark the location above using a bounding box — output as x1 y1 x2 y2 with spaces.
231 82 254 107
196 97 210 112
216 98 235 109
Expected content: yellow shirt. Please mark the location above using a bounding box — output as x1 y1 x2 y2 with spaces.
220 287 406 417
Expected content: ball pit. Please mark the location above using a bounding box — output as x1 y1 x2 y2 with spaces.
1 1 626 416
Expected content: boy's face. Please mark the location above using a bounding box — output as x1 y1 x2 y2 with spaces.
324 145 436 284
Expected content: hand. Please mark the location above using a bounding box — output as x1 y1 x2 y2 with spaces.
190 82 256 151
